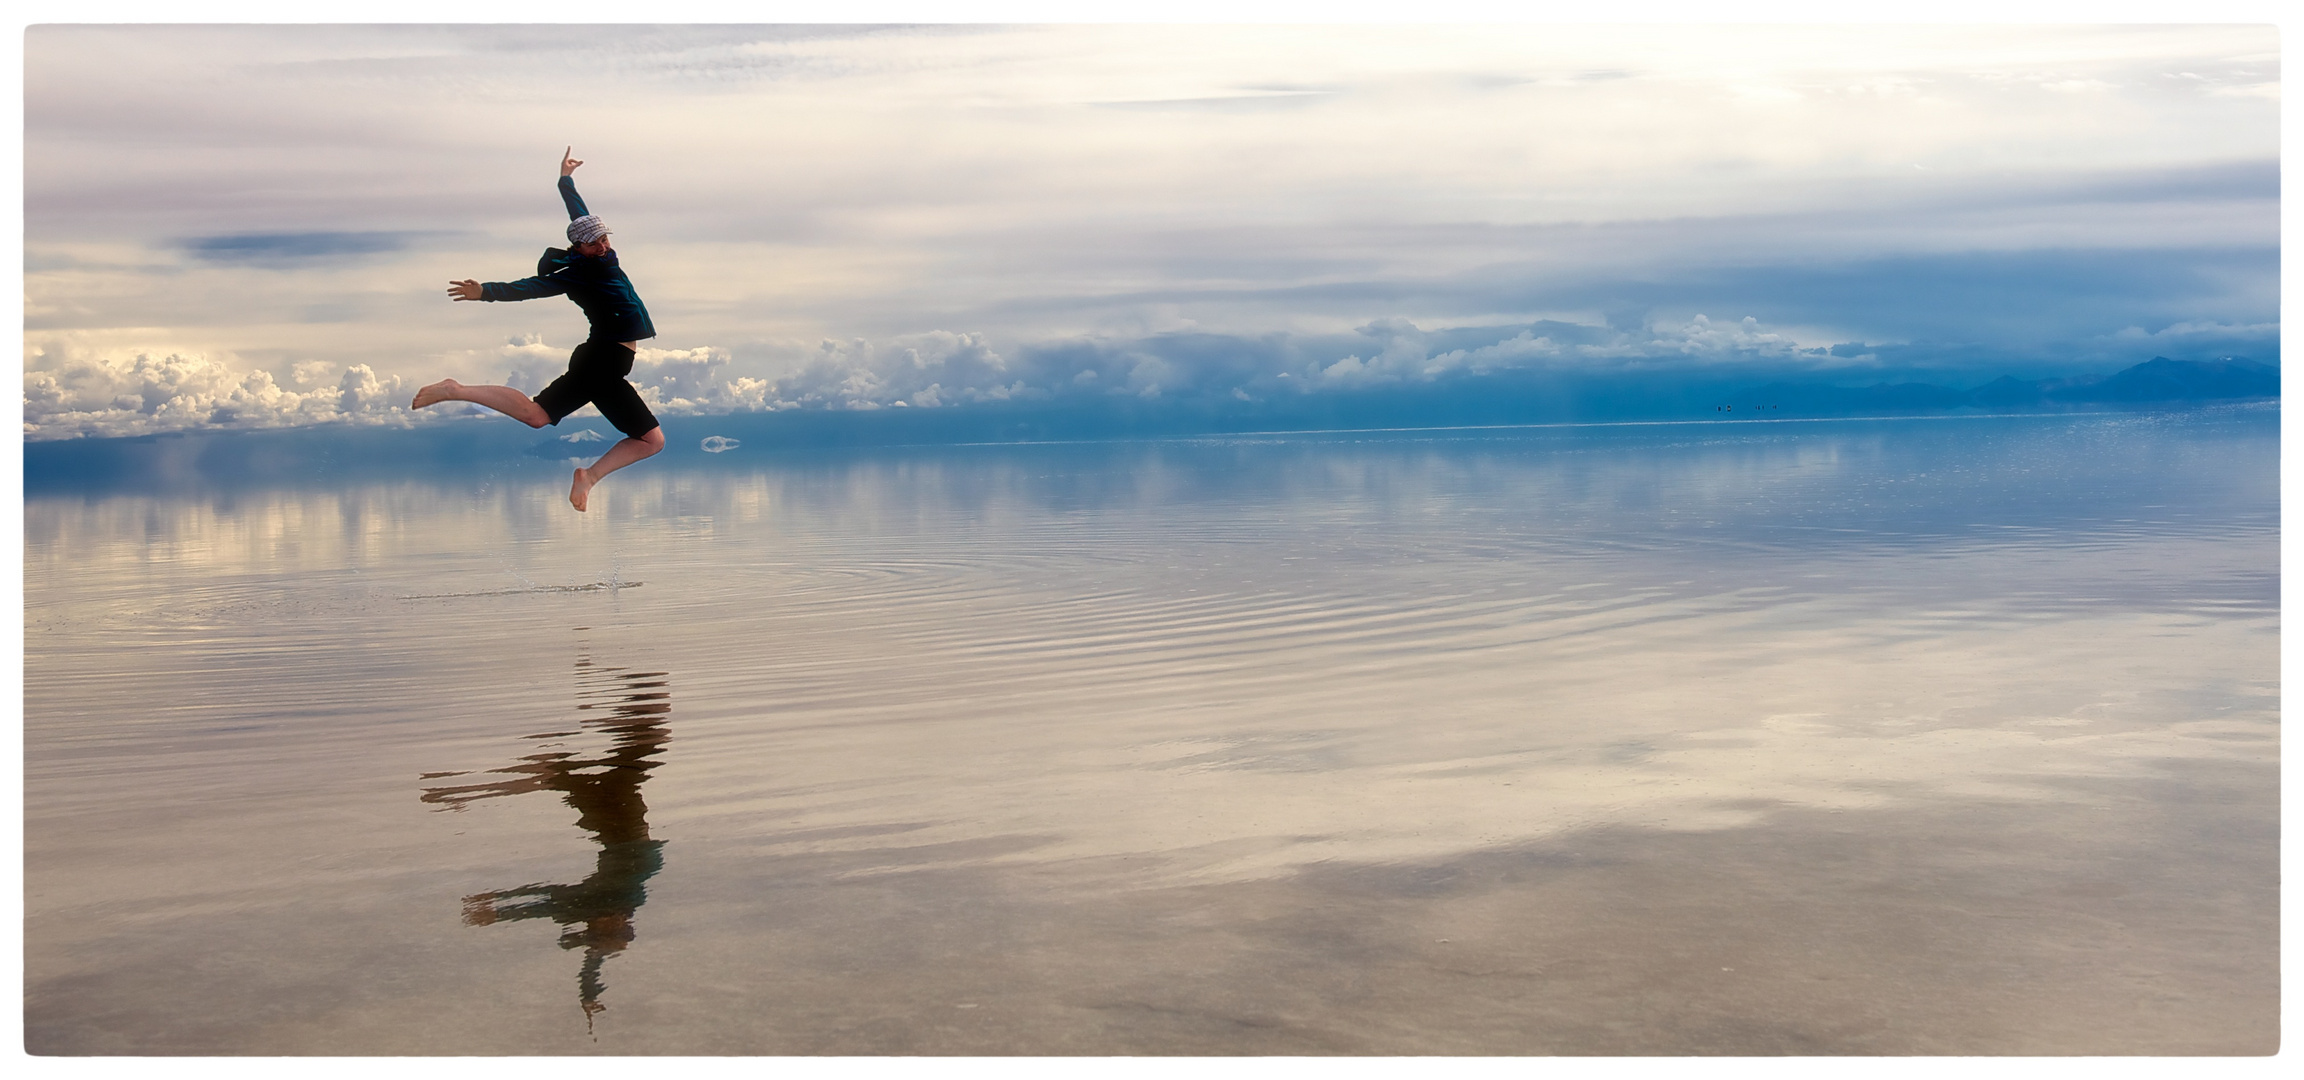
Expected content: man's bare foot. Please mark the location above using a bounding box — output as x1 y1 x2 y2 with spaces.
570 466 597 512
412 379 463 409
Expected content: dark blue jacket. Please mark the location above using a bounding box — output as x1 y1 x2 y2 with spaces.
479 176 657 343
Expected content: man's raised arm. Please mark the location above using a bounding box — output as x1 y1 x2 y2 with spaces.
558 145 590 220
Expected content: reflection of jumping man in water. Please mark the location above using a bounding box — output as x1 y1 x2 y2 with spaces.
422 656 672 1026
413 147 664 511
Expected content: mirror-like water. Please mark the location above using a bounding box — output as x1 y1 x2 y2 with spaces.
24 410 2278 1054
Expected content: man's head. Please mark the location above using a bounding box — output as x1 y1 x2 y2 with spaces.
568 214 612 256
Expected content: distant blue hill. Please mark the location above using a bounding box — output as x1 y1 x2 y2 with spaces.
1730 356 2276 415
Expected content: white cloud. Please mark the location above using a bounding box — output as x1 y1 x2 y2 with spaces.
492 335 580 396
335 364 392 413
2108 320 2280 343
1296 314 1837 392
21 344 410 440
755 332 1034 411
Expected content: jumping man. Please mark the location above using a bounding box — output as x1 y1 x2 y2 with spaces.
414 147 664 511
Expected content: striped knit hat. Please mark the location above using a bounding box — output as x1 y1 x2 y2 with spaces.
567 215 610 245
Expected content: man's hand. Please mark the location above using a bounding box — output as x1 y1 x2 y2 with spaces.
447 279 484 302
561 146 583 177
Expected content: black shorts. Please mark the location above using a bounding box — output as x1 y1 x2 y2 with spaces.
533 339 659 439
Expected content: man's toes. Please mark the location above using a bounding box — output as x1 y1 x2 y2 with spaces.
412 380 457 408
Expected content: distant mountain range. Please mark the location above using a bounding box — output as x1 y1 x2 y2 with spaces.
1731 356 2277 415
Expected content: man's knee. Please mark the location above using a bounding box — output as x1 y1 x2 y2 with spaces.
638 427 665 453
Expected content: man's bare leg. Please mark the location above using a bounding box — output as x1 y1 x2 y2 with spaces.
571 427 666 512
412 379 551 427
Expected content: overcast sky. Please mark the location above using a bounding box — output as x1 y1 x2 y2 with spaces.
21 22 2280 438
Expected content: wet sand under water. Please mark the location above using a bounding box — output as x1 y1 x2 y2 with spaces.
24 758 2275 1055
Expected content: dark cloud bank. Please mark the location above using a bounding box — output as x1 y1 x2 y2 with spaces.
180 231 413 264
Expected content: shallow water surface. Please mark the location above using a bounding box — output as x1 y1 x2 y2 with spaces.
24 411 2279 1054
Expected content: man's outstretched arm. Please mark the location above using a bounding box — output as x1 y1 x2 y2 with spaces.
447 272 573 303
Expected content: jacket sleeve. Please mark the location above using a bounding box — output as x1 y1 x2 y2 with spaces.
480 270 575 302
559 175 591 220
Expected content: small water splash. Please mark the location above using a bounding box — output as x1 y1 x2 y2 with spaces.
399 581 643 600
